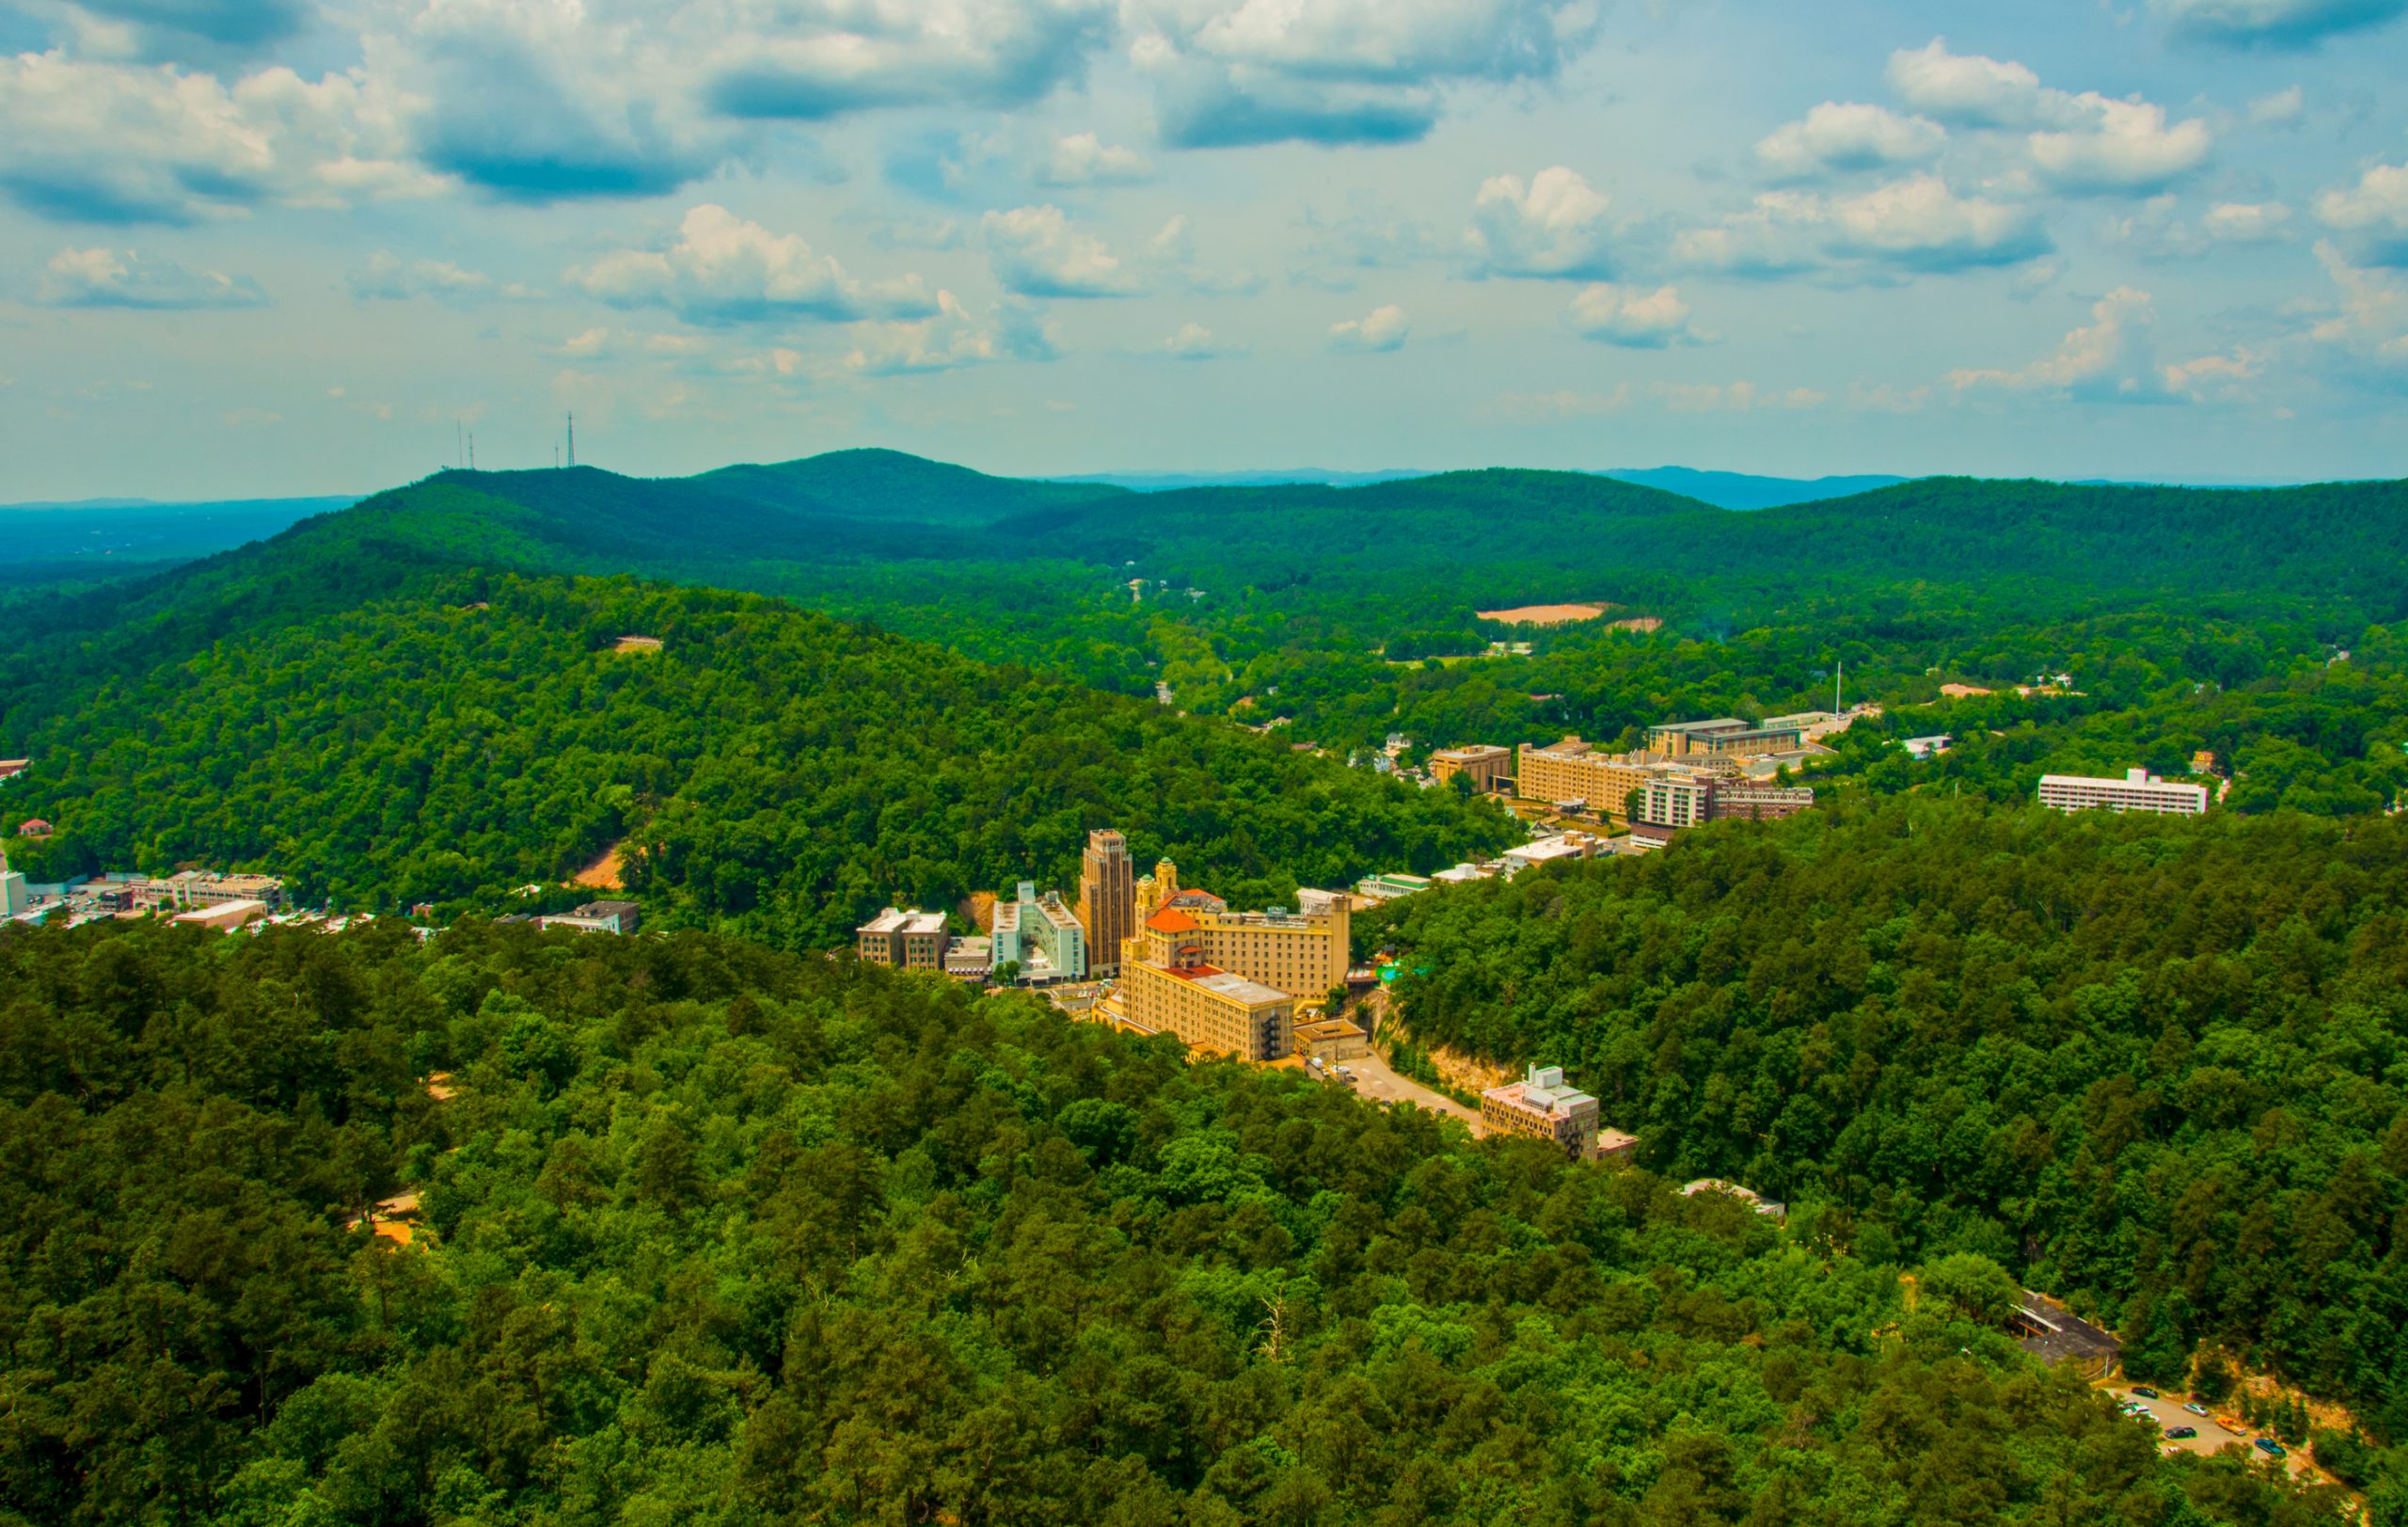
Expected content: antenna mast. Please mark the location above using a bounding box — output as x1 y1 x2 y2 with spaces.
1835 659 1843 715
467 431 475 471
566 411 576 469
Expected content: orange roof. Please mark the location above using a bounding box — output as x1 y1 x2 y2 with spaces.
1146 907 1200 932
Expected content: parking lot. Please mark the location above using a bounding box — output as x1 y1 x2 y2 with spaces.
2102 1386 2321 1481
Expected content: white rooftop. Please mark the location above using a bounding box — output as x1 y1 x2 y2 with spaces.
1196 971 1288 1005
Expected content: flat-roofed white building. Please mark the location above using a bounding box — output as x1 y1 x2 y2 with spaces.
2038 768 2207 816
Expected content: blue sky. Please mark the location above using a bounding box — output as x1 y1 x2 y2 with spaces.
2 0 2406 499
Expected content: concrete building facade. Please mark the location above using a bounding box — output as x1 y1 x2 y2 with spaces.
857 908 952 969
1481 1064 1601 1159
1077 829 1135 978
1647 719 1807 758
2038 769 2209 816
135 870 288 913
1121 908 1296 1058
1429 745 1513 792
992 881 1087 981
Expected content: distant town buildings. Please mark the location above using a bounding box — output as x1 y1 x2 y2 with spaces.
1077 829 1134 978
2038 769 2209 816
857 908 951 969
539 899 642 935
1481 1064 1601 1160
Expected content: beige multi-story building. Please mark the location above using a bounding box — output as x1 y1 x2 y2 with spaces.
1077 829 1135 978
1481 1065 1601 1159
1121 907 1297 1059
857 908 951 969
1647 718 1807 758
1117 866 1350 1059
1429 745 1513 792
1516 738 1672 816
2038 769 2208 816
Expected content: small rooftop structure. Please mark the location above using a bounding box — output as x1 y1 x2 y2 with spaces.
2007 1291 2121 1379
539 899 642 935
1681 1179 1786 1220
1899 734 1953 760
17 819 54 838
0 759 28 783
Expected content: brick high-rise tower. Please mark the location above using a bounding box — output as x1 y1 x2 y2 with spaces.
1077 829 1135 978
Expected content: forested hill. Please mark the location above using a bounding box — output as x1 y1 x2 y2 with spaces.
1362 797 2408 1436
240 453 2408 621
0 916 2364 1525
0 571 1514 936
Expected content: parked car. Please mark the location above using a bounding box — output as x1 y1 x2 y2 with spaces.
2255 1439 2287 1460
2183 1403 2209 1417
2129 1387 2159 1400
2164 1425 2197 1440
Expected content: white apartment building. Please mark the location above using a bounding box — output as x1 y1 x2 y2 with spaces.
2037 768 2208 816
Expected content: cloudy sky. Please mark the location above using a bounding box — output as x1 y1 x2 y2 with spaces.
3 0 2406 499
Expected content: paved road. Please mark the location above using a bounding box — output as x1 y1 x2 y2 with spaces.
1326 1051 1488 1133
2101 1385 2321 1482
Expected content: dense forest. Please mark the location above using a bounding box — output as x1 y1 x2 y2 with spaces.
1361 800 2408 1451
0 572 1513 939
0 917 2370 1524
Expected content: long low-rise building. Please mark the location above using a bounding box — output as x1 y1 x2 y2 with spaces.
1648 718 1807 758
135 869 288 913
2038 768 2208 816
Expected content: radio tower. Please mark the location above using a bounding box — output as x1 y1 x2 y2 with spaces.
467 431 476 471
566 411 576 469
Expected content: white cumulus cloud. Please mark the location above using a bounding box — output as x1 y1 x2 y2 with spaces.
1679 175 2050 278
2028 97 2213 196
570 204 933 325
34 245 268 309
1886 40 2210 197
1329 303 1411 352
1754 103 1945 182
1465 167 1615 278
0 49 437 223
846 291 1060 374
2318 161 2408 265
1133 0 1601 148
1566 283 1709 347
982 204 1142 296
1948 286 2255 401
1039 132 1153 185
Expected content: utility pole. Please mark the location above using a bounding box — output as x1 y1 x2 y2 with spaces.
1835 659 1844 715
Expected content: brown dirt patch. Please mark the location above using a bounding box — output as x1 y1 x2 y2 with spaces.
573 839 625 890
612 635 663 653
1478 603 1609 626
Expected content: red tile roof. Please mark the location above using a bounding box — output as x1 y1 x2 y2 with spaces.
1146 907 1200 933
